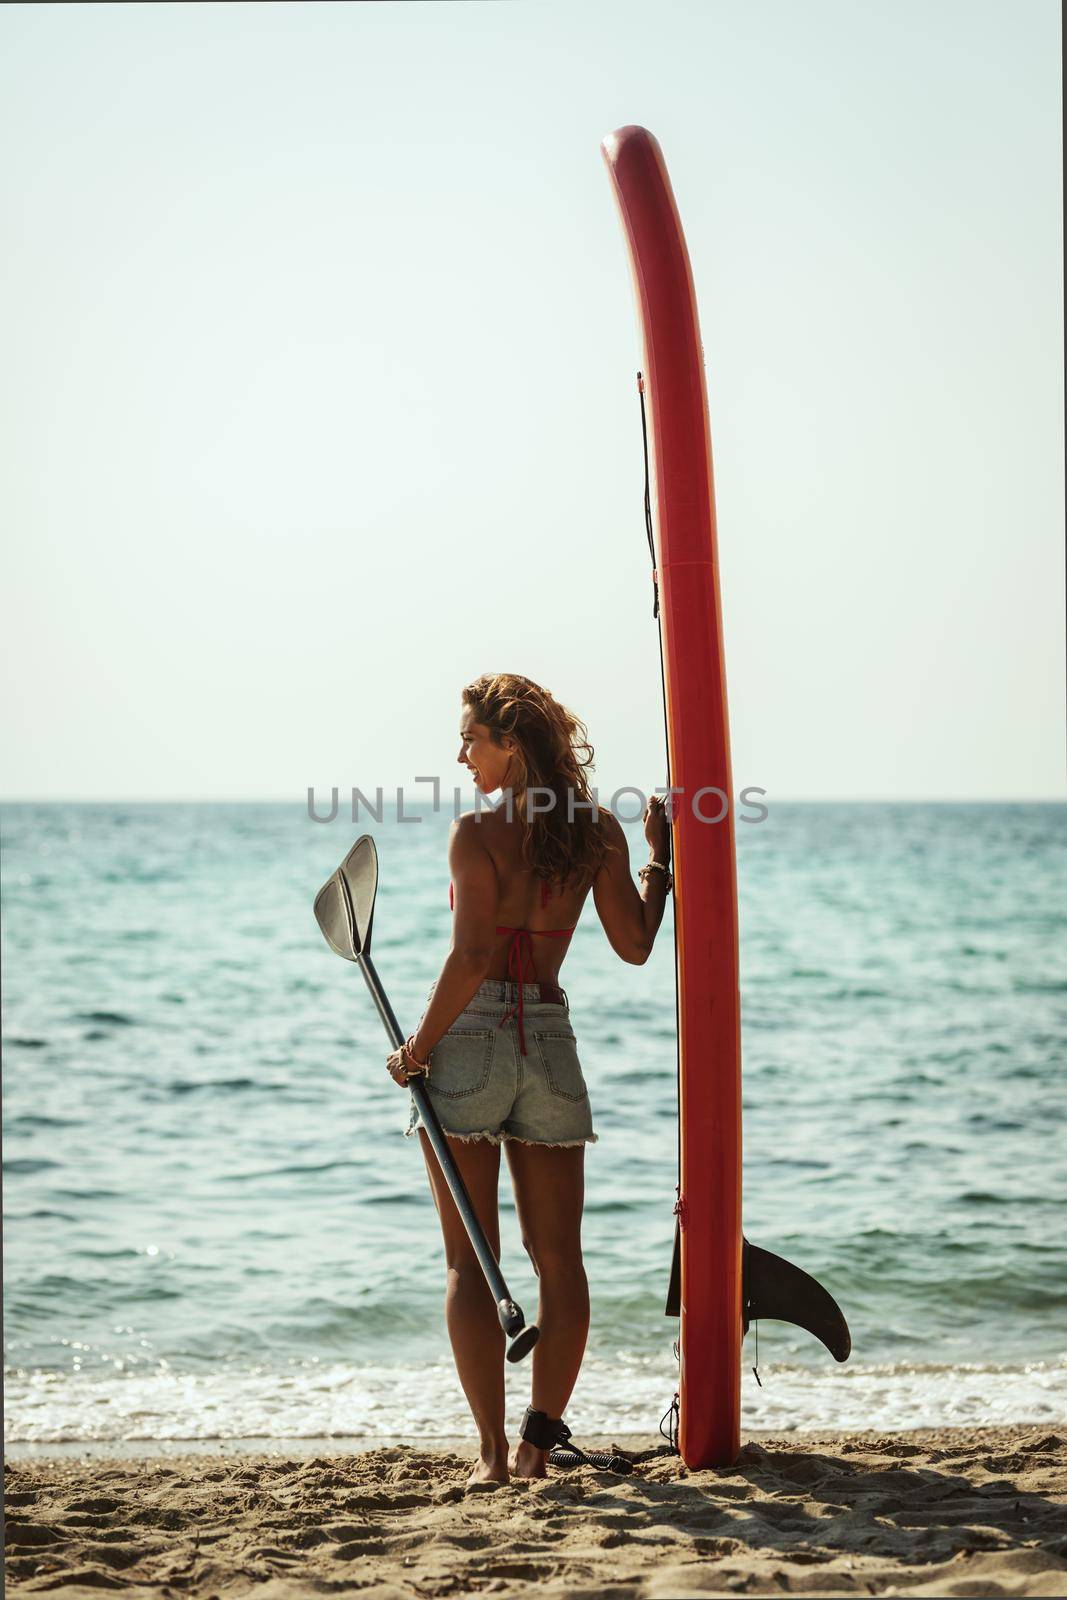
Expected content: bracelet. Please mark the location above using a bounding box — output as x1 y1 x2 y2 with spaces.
638 860 674 894
404 1034 434 1073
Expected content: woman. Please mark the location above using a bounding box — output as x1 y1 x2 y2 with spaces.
386 673 672 1487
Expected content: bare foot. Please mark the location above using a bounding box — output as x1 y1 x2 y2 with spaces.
509 1439 548 1479
466 1452 510 1490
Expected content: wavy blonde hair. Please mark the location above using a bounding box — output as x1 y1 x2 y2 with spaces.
462 672 616 893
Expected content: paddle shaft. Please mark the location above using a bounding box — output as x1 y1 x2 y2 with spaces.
355 950 514 1310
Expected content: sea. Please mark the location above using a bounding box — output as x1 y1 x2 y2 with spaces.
3 799 1065 1453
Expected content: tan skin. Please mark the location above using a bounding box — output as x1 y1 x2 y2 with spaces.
386 703 671 1487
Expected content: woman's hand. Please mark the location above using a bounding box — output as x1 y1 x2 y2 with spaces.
385 1037 432 1088
643 793 672 863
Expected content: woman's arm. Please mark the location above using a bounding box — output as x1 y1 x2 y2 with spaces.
592 797 671 965
409 813 500 1061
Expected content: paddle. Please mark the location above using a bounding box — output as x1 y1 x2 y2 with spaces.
314 834 539 1364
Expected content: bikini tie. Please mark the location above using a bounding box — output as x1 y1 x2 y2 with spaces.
499 928 538 1057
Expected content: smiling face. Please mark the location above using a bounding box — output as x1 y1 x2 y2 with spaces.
458 702 516 794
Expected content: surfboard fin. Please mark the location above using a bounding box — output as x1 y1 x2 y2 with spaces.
664 1223 851 1363
741 1238 851 1362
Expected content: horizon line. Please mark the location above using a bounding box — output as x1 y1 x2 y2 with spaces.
2 795 1065 807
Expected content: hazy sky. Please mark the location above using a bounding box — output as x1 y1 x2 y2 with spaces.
2 0 1062 802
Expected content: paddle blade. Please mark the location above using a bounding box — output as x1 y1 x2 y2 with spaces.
314 835 379 960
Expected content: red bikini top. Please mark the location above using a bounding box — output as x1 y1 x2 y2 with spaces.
447 878 576 1055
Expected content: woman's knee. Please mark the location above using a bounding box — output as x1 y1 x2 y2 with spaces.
522 1239 585 1281
445 1253 496 1288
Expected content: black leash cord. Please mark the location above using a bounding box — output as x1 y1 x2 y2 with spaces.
635 372 672 788
636 371 683 1452
637 372 659 619
636 367 681 1259
658 1393 680 1453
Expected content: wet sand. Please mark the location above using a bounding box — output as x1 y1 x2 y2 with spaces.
5 1425 1066 1597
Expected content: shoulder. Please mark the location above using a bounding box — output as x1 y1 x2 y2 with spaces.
594 806 627 865
596 804 625 842
450 809 493 842
448 811 500 901
448 811 496 864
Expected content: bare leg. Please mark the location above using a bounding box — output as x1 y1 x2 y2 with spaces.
417 1128 509 1486
504 1140 589 1478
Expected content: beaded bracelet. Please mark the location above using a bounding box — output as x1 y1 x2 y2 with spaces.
403 1034 434 1074
638 860 674 894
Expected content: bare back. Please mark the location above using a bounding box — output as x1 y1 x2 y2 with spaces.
471 808 594 984
448 799 661 986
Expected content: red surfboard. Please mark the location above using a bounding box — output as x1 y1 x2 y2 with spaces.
601 126 851 1470
601 125 743 1467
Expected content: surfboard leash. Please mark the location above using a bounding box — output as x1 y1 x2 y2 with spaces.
547 1443 635 1475
658 1392 680 1452
636 371 684 1454
637 371 683 1216
636 373 659 621
520 1406 634 1474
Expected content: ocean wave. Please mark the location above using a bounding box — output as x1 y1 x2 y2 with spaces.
71 1011 137 1027
4 1356 1064 1447
164 1077 261 1095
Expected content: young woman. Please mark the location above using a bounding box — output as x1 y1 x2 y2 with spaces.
385 673 672 1487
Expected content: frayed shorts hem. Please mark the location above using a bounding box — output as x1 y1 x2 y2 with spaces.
404 1125 597 1148
430 1127 505 1145
504 1131 598 1147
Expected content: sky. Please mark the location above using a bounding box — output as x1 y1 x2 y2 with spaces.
1 0 1062 802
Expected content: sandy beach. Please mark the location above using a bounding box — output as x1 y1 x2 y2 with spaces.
5 1425 1065 1598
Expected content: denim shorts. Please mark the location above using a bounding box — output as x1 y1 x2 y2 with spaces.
403 979 598 1147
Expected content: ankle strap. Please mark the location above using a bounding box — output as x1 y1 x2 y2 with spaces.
518 1406 633 1474
519 1406 572 1451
